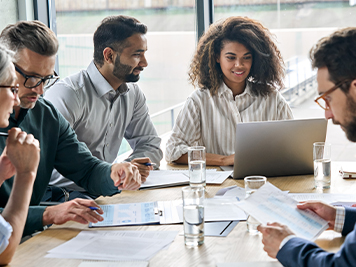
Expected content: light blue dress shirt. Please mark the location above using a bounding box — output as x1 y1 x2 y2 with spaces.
44 61 162 191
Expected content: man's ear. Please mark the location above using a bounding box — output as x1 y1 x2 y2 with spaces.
348 79 356 100
103 47 115 64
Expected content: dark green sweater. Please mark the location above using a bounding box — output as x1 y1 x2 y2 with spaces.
0 97 118 236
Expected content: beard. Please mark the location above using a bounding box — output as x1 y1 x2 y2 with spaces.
112 55 143 83
339 97 356 142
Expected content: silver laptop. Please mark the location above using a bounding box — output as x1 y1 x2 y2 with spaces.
233 118 328 179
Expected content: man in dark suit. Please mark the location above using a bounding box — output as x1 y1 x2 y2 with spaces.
257 27 356 266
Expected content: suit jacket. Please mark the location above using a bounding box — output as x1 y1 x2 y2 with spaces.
277 207 356 266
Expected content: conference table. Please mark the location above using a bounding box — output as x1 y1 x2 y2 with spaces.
9 162 356 267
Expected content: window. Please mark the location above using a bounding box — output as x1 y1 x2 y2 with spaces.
55 1 197 155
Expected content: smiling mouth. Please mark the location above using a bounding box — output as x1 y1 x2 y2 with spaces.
233 71 244 75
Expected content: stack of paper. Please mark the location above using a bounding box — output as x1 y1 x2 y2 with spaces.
46 230 178 261
140 170 232 189
237 183 328 240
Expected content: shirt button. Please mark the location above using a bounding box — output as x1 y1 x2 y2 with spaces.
110 123 113 127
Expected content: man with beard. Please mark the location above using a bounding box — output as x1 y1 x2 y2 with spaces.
0 20 141 236
44 15 162 201
257 27 356 266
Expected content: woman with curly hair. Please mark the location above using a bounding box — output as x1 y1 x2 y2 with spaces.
165 16 293 166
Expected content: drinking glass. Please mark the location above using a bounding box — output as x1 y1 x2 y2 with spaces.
188 146 206 187
313 142 331 189
182 186 204 247
244 175 267 234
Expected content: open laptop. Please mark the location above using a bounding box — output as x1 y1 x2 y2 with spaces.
232 118 328 179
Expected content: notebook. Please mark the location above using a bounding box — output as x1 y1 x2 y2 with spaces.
233 118 328 179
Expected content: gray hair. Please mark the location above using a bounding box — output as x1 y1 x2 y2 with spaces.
0 20 58 60
0 44 15 85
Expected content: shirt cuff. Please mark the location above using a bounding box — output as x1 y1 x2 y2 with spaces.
334 206 345 233
0 215 13 254
279 235 297 250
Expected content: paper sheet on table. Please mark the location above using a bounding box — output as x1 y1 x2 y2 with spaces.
46 231 178 261
175 198 248 222
289 193 356 204
89 202 160 227
237 183 328 240
140 170 230 190
217 262 282 267
78 260 149 267
140 170 189 189
178 169 231 184
215 186 246 201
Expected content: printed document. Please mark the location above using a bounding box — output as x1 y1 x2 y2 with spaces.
90 198 247 227
237 183 328 240
140 170 231 189
46 230 177 261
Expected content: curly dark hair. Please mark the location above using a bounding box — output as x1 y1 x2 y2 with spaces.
189 16 285 96
310 27 356 94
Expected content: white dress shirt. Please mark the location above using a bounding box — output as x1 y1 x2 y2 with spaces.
44 61 162 191
165 82 293 162
0 215 12 254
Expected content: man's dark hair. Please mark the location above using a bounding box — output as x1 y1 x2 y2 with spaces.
0 20 58 59
93 15 147 67
310 27 356 93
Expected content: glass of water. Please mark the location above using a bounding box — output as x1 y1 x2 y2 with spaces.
244 175 267 234
313 142 331 189
188 146 206 187
182 186 204 247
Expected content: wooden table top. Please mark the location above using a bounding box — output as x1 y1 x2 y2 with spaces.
9 162 356 267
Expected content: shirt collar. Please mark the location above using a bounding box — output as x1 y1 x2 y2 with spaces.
87 61 129 98
217 81 253 98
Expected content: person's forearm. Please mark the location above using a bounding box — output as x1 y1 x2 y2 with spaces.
0 172 36 265
174 153 234 166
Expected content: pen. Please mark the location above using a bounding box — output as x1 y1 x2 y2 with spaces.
89 206 99 211
142 162 156 167
0 132 8 137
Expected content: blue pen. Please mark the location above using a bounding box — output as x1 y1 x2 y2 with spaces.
143 162 156 167
89 206 99 211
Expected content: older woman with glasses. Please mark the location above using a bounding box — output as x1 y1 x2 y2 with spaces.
0 44 40 265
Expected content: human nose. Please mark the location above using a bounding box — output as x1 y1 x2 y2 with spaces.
325 108 333 120
234 58 243 67
140 55 148 68
31 83 44 95
13 93 20 106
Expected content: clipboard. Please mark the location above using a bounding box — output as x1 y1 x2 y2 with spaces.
89 199 247 228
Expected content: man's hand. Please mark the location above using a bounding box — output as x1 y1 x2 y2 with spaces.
42 198 104 225
257 222 295 258
297 201 337 230
0 147 16 184
111 162 141 190
131 157 153 183
0 128 40 185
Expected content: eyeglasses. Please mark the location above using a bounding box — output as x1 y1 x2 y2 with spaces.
15 65 59 89
314 80 351 110
0 84 19 95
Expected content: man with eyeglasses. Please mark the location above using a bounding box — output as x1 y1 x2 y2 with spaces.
0 20 141 237
257 27 356 266
43 15 162 201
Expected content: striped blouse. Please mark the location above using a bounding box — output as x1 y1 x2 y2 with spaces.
165 82 293 162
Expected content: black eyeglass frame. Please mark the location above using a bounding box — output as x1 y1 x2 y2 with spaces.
15 65 59 89
314 80 351 110
0 84 19 95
